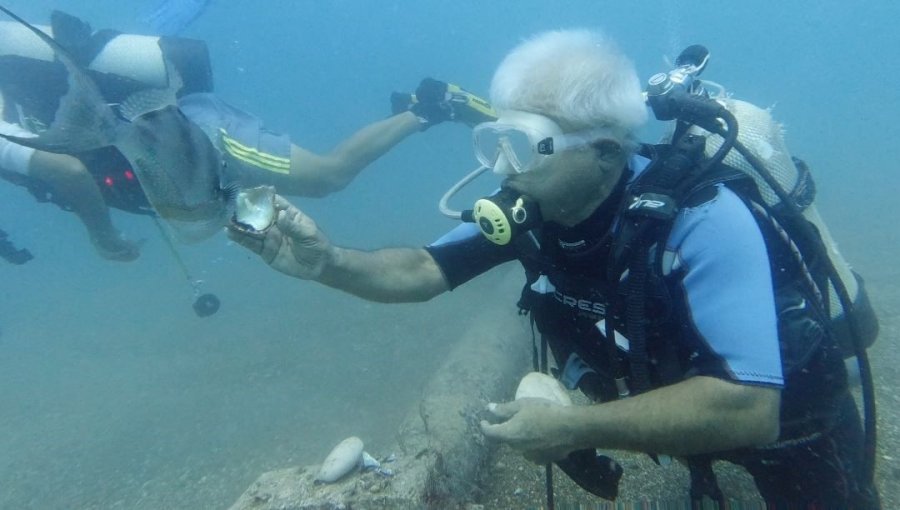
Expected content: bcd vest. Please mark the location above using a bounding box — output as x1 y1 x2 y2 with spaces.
515 165 854 442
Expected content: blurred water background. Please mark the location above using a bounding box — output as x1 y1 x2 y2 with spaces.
1 1 898 508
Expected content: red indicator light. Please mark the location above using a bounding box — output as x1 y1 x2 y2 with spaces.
104 176 114 187
124 169 135 180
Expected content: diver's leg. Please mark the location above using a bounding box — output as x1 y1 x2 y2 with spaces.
27 151 139 261
221 113 421 198
231 113 420 197
181 93 421 197
283 112 421 197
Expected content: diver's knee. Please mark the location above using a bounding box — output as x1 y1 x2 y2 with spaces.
29 152 92 188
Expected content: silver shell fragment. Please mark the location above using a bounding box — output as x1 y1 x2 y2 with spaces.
361 451 380 469
360 451 394 477
232 185 276 233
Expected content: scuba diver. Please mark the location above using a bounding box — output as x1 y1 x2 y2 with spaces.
0 10 494 262
228 30 880 508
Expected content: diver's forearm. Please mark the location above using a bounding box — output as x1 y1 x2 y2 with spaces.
317 246 448 303
327 112 421 182
567 376 781 455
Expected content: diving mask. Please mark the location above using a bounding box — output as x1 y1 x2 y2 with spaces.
472 110 616 175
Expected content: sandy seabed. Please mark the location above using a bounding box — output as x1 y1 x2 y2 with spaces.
0 212 896 510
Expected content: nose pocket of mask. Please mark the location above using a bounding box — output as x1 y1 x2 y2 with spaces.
492 150 514 175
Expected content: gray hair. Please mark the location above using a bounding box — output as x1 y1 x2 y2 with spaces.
490 29 647 142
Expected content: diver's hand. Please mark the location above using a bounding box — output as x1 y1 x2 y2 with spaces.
228 195 332 280
480 398 577 464
392 78 497 130
410 78 454 128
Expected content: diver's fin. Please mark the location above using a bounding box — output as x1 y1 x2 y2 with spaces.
0 5 118 154
0 228 34 265
118 59 183 121
555 449 623 500
49 10 93 65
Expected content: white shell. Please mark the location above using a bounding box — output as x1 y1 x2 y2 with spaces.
315 436 364 483
233 185 276 232
360 451 380 469
514 372 572 406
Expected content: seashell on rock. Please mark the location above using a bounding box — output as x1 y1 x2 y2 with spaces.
315 436 364 483
514 372 572 406
231 185 276 233
361 451 380 469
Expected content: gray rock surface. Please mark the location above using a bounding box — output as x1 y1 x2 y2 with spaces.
229 269 532 510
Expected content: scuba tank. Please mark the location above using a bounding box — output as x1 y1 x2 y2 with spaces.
649 48 877 355
646 44 878 488
0 10 212 103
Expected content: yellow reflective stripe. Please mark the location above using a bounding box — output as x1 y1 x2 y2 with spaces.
465 95 497 118
447 83 497 119
219 128 291 174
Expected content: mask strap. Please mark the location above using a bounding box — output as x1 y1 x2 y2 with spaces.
550 127 621 154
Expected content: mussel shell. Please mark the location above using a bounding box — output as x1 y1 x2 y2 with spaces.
231 185 276 233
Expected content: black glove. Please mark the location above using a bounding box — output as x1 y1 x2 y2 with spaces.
555 449 623 501
411 78 455 128
391 91 415 116
391 78 497 130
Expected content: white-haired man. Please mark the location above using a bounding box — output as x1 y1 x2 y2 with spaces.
229 30 879 508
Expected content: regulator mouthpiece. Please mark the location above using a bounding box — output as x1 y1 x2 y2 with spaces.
461 188 542 245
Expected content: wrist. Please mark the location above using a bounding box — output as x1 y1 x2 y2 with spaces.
561 404 603 452
317 244 353 287
400 110 429 132
408 105 438 131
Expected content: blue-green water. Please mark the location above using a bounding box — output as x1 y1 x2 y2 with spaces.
1 1 898 508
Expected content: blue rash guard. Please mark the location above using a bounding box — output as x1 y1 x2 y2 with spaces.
425 154 783 389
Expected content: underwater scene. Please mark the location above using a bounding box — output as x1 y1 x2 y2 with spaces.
1 0 898 508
